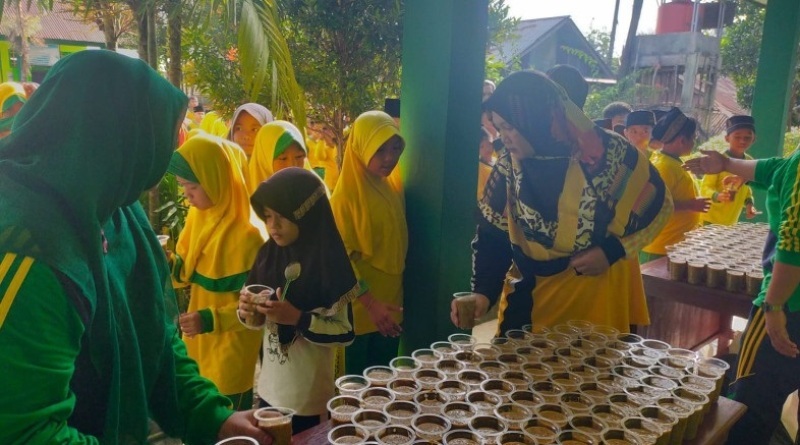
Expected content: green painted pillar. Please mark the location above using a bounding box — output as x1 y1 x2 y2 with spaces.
399 0 488 351
746 0 800 222
749 0 800 160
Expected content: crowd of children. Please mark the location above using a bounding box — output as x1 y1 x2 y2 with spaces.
0 50 794 444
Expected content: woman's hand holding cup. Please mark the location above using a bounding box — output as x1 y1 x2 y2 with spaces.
450 292 490 330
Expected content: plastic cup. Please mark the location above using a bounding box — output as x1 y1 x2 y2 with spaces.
336 374 370 397
436 379 469 402
531 381 566 404
375 425 415 445
411 414 452 442
455 350 485 367
535 403 573 429
412 349 443 368
498 431 536 444
363 366 397 387
389 356 421 379
549 372 584 393
509 389 544 410
498 353 527 371
414 391 448 414
480 378 515 403
556 429 596 444
657 397 694 445
328 395 363 424
506 329 535 345
456 369 489 391
413 368 447 391
672 387 709 440
540 355 570 373
579 382 612 404
442 429 482 445
328 424 371 444
568 415 608 440
387 378 421 401
441 401 477 428
157 234 170 249
254 407 294 445
359 387 395 411
500 370 532 391
560 392 594 415
639 405 679 445
436 358 466 378
473 343 503 361
448 333 478 351
591 403 628 430
383 400 419 427
521 417 561 443
430 341 459 359
695 357 730 404
469 415 508 443
453 292 478 330
214 438 259 445
602 429 645 445
465 390 503 416
622 417 667 445
242 284 274 328
515 345 545 363
521 362 553 381
491 337 517 353
478 360 509 378
352 409 390 436
494 403 532 430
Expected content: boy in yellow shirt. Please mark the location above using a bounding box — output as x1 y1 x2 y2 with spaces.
700 115 759 225
641 107 711 262
623 110 655 158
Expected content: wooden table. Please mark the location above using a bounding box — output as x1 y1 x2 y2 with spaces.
638 257 755 355
292 397 747 445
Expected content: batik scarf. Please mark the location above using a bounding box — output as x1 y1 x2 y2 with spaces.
330 111 408 274
482 70 666 260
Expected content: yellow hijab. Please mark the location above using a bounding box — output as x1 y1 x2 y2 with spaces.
248 120 311 190
199 111 229 137
171 134 265 285
330 111 407 274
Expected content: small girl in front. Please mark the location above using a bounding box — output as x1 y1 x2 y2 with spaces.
238 167 359 435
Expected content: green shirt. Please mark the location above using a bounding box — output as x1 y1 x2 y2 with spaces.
0 252 233 444
752 149 800 311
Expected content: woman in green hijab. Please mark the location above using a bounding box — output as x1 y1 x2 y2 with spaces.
0 51 271 444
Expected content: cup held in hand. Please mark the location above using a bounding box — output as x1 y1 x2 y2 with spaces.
453 292 478 330
243 284 274 328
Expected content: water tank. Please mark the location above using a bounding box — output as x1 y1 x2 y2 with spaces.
656 0 702 34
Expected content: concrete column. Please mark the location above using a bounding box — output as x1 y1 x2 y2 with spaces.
399 0 488 350
749 0 800 159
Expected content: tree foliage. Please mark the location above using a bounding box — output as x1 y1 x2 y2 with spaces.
719 1 765 108
279 0 403 150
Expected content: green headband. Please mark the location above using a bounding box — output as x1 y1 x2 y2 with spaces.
167 152 200 183
273 132 306 159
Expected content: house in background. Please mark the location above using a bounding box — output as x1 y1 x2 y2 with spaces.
494 16 615 81
0 1 134 82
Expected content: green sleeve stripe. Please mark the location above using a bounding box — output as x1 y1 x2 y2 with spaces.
172 253 185 283
778 161 800 253
0 253 34 329
199 308 215 333
189 271 249 293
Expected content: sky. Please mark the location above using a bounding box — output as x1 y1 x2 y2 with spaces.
505 0 662 56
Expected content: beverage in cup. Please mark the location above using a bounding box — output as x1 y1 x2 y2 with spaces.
243 284 274 328
254 407 295 445
453 292 478 330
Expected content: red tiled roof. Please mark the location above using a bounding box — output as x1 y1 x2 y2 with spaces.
0 1 105 45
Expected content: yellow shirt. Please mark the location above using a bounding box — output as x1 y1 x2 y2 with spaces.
643 151 701 255
700 153 754 226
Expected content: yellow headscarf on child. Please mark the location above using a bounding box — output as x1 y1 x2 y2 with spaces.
170 133 265 288
199 111 229 138
248 120 311 190
330 111 407 275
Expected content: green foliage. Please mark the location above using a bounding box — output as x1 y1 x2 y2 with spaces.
586 27 619 73
560 46 600 78
487 0 518 52
720 1 765 109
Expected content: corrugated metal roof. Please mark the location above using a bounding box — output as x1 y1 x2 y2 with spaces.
0 1 105 45
495 16 569 65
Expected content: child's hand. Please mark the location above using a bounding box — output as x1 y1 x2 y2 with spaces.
262 288 302 325
687 197 712 213
360 292 403 337
238 290 259 321
716 191 732 202
746 204 759 219
179 312 203 338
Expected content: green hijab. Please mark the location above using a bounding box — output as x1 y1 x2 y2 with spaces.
0 51 191 442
